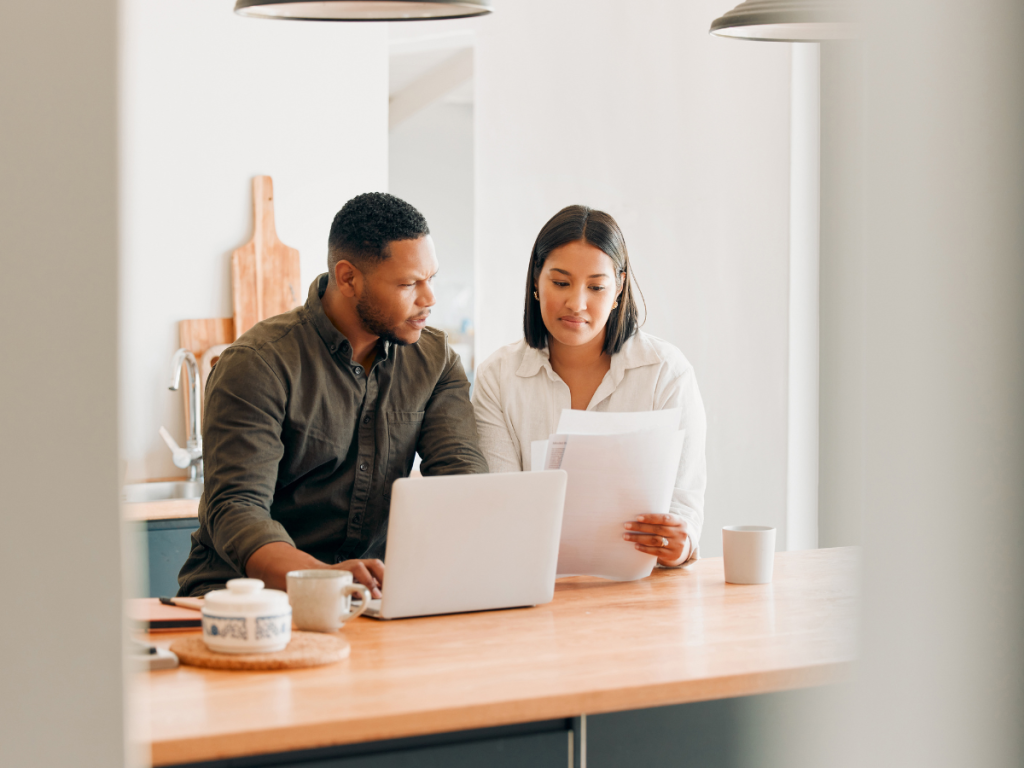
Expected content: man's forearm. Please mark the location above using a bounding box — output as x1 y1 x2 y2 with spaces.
244 541 385 598
245 541 327 591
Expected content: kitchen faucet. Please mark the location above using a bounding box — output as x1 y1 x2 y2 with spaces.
162 348 204 482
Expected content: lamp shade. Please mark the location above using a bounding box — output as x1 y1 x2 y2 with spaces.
710 0 859 42
234 0 493 21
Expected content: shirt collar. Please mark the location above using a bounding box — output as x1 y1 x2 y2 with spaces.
516 344 556 380
515 332 661 382
306 273 392 363
606 332 662 388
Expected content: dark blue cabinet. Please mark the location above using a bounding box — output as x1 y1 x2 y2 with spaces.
165 720 572 768
139 518 198 598
159 692 818 768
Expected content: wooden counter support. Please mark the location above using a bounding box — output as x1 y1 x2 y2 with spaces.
138 547 858 766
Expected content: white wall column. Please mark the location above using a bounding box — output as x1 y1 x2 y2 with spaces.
786 43 821 551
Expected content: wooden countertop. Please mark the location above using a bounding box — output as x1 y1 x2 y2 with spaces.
123 498 199 522
137 547 858 766
121 477 201 522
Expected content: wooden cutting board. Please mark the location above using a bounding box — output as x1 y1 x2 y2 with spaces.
178 318 234 427
231 175 302 339
170 177 297 445
179 318 234 361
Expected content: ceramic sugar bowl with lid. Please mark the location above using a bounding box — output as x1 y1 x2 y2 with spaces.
201 578 292 654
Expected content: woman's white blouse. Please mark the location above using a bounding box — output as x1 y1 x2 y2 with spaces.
471 332 707 562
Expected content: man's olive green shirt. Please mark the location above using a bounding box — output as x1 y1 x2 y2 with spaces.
178 274 488 596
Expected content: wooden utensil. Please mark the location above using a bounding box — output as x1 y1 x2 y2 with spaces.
159 597 204 612
231 176 301 339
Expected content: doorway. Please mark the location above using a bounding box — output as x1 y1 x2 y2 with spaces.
389 32 476 377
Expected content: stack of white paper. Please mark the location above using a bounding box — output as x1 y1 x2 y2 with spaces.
530 408 684 581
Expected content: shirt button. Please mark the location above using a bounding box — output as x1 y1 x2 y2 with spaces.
329 344 336 351
353 366 363 375
359 462 368 472
362 415 371 425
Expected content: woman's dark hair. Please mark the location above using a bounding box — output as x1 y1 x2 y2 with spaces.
523 205 643 355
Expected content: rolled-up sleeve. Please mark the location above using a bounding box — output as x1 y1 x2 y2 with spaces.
200 346 295 573
417 341 489 477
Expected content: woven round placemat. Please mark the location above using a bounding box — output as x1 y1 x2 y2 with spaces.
170 632 350 671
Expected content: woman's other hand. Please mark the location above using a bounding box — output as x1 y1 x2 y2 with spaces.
623 514 691 567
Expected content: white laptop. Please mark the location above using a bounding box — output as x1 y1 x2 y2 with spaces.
363 470 568 620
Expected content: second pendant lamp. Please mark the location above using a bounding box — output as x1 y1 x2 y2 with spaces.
234 0 493 21
710 0 859 42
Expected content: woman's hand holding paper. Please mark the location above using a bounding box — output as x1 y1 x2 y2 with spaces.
623 514 690 567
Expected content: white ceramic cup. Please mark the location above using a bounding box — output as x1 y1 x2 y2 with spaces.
286 570 372 633
722 525 777 584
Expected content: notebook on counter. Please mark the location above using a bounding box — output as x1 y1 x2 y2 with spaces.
127 597 203 632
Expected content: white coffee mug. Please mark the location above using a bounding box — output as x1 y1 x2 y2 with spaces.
286 570 372 633
722 525 776 584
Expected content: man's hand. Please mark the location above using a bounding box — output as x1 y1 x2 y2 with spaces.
330 559 384 599
622 513 691 567
246 542 385 597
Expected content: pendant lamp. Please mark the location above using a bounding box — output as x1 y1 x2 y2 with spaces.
710 0 858 42
234 0 493 21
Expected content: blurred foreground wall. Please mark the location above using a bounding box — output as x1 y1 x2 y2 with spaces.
771 0 1024 765
0 3 126 767
851 0 1024 763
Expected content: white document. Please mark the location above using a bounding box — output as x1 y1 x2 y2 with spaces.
530 440 548 473
555 407 681 436
544 435 568 470
552 425 685 581
531 410 681 471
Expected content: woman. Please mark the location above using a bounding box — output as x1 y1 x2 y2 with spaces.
472 205 706 567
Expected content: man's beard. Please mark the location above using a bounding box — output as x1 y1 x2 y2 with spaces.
356 289 411 346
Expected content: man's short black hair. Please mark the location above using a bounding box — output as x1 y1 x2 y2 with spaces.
327 192 429 281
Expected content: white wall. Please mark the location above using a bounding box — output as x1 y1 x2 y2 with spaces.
1 4 126 766
120 0 389 481
394 1 793 555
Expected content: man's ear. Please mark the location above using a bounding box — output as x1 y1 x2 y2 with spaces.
335 260 362 299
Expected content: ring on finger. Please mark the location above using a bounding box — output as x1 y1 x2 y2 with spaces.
661 537 669 547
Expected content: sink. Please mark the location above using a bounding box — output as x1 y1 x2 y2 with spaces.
122 481 203 504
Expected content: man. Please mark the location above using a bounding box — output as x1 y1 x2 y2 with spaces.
178 193 488 597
